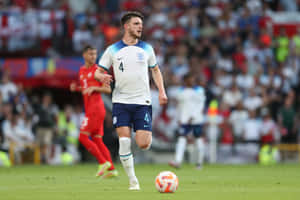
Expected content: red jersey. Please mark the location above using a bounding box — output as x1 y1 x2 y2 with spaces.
79 64 105 116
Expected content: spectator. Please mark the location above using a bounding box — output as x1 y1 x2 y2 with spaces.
229 101 249 141
222 82 242 108
0 72 18 103
275 28 289 63
2 113 34 164
34 93 58 163
241 110 261 162
72 23 92 53
277 96 297 143
56 105 79 162
260 107 280 144
243 87 263 111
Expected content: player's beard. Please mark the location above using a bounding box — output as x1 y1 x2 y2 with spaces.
129 29 141 39
87 59 95 67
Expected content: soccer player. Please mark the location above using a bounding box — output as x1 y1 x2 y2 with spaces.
169 73 206 169
94 11 168 190
70 45 118 178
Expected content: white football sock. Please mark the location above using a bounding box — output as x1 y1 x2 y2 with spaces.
175 136 187 164
119 137 136 180
196 137 205 165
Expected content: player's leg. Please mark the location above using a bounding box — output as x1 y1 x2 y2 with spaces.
79 132 110 165
135 130 152 149
92 116 116 170
92 135 115 169
169 125 189 168
117 126 140 189
92 134 118 178
193 125 205 169
92 135 118 177
79 132 109 163
113 103 139 190
79 116 110 176
133 105 153 150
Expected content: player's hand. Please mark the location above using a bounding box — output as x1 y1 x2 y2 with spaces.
95 68 112 85
159 92 168 105
83 87 96 96
70 82 77 92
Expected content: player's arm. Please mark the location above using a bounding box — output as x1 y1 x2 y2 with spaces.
70 82 82 92
94 67 112 85
83 84 111 96
151 65 168 105
95 47 113 85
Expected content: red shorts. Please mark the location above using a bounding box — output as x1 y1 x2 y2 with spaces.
80 114 105 136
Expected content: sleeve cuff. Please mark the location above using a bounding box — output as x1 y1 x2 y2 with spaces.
98 64 109 71
148 63 157 68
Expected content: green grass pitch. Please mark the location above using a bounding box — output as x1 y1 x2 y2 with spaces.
0 163 300 200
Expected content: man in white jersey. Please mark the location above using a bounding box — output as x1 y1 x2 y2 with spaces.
169 73 206 169
94 11 168 190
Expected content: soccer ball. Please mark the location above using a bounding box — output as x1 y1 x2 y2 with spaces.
155 171 178 193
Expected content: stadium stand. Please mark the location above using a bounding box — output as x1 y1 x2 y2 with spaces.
0 0 300 165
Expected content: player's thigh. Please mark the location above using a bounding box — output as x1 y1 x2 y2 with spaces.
93 115 105 137
112 103 132 130
192 125 204 138
80 115 96 136
135 130 152 148
132 104 152 132
178 125 192 137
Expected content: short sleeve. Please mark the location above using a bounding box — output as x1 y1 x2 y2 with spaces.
147 45 157 68
98 47 112 70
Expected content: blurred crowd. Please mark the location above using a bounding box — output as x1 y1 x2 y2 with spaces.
1 0 300 164
0 69 119 165
0 70 78 164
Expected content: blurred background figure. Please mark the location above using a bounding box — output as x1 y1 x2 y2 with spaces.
169 73 206 169
33 93 58 164
2 113 35 164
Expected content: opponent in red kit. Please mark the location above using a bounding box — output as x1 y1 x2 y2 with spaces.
70 45 118 178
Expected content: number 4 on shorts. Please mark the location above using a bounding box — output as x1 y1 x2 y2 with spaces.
144 113 150 122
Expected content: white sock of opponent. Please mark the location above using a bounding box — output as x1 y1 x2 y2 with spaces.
119 137 137 180
195 137 205 165
175 136 187 164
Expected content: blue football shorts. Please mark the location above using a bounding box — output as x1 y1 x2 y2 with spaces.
178 124 204 137
112 103 152 132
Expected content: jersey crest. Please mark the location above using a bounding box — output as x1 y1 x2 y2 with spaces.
137 52 144 61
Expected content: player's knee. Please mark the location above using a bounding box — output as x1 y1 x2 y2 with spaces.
135 130 152 149
143 142 152 150
138 142 149 150
137 139 152 150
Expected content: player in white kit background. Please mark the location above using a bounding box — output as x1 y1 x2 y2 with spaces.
95 11 168 190
169 73 206 169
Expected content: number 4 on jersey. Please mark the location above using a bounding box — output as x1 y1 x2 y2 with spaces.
119 62 124 72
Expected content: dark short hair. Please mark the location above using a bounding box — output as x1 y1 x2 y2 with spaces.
82 45 96 53
121 11 144 26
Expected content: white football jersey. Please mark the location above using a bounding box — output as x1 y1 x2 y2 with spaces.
98 40 157 105
176 86 206 124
